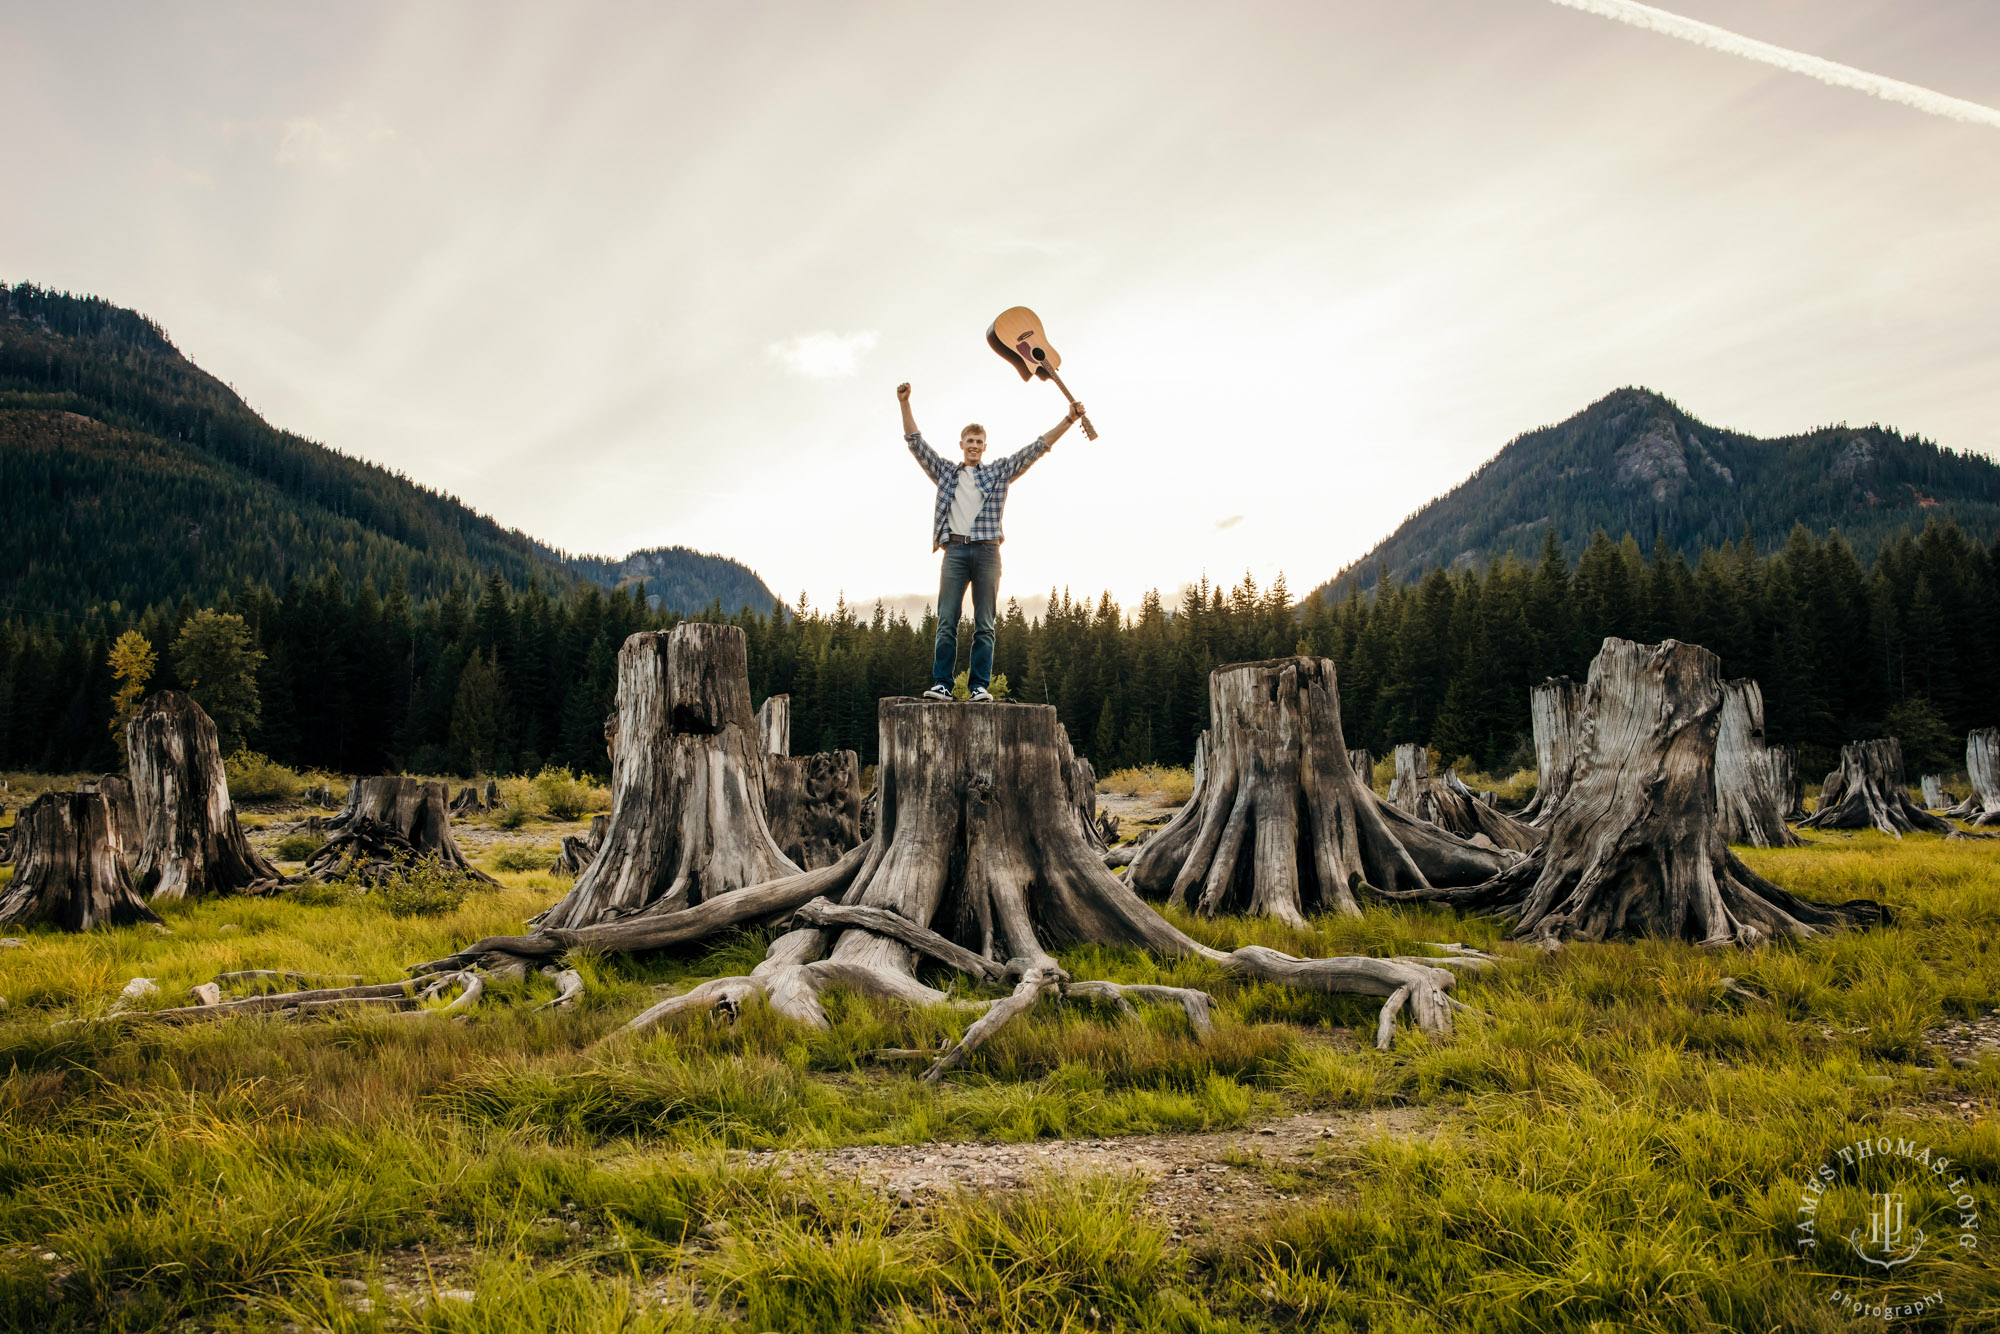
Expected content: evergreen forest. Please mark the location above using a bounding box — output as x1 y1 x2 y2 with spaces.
2 519 1992 785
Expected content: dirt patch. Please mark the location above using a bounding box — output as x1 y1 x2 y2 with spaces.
741 1106 1437 1242
1926 1008 2000 1071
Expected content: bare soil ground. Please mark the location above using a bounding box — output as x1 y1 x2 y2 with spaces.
770 1104 1438 1242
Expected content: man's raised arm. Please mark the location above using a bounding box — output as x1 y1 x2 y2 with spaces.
991 401 1085 481
899 382 947 482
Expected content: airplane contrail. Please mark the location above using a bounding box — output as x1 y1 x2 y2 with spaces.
1547 0 2000 130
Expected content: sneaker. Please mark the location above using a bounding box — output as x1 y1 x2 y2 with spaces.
968 687 994 703
922 683 953 701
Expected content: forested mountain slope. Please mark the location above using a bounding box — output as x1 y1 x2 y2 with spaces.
0 283 772 617
1316 387 2000 599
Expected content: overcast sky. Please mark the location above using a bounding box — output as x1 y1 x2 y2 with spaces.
5 0 1996 611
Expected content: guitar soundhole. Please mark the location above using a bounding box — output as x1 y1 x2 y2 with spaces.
1030 347 1045 361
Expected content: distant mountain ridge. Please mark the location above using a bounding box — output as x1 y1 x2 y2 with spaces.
1315 388 2000 600
0 282 773 617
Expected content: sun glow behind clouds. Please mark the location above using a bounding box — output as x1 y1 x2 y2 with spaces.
768 331 880 380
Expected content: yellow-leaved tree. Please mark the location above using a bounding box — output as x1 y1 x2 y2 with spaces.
107 629 157 760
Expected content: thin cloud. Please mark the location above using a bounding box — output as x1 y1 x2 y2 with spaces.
768 331 879 380
1547 0 2000 130
1215 514 1244 530
275 105 403 169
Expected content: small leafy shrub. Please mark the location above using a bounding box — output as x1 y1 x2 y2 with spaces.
531 765 604 821
271 831 324 861
377 858 473 916
223 749 305 801
492 846 554 874
951 670 1010 700
492 775 548 828
286 853 477 916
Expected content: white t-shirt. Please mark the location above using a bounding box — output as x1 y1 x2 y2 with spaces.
947 467 983 536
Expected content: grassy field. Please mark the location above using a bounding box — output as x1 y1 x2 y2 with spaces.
1 829 1997 1332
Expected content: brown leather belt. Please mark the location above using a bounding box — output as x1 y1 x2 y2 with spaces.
943 534 990 545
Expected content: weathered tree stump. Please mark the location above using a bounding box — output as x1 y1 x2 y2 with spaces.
449 786 486 816
1770 745 1806 822
757 694 791 757
1945 729 2000 825
1071 755 1105 847
1713 680 1801 848
310 776 494 883
1122 658 1512 925
537 624 798 930
1799 738 1953 837
421 698 1491 1060
1920 775 1947 812
1347 750 1374 789
765 751 864 871
1516 677 1583 824
0 790 162 931
1385 744 1541 854
1383 639 1887 946
128 692 284 900
553 814 610 876
753 689 863 872
92 774 144 872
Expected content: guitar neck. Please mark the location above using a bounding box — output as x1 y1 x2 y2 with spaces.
1042 367 1098 441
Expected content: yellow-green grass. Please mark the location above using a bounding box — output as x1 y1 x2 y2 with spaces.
1098 765 1196 806
1 837 1997 1331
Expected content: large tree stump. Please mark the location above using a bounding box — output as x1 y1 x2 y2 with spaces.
538 624 797 930
423 698 1488 1058
1945 729 2000 825
1516 677 1583 824
1122 658 1512 925
1713 680 1801 848
0 790 161 931
1385 744 1541 854
128 692 283 901
754 690 863 872
765 751 864 871
1384 639 1886 946
1799 738 1952 837
310 776 493 883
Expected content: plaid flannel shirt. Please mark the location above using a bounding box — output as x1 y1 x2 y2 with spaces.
907 431 1051 550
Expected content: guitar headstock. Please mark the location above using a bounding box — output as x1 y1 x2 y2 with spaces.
986 306 1061 383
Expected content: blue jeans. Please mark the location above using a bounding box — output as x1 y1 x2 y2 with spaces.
933 541 1000 690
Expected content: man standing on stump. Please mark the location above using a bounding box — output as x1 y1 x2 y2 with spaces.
898 380 1084 702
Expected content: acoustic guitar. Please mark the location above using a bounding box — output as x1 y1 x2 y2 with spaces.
986 307 1098 440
